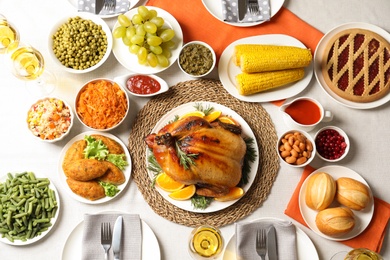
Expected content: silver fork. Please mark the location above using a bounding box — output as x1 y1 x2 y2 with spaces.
101 222 112 260
255 229 267 260
248 0 260 15
103 0 116 12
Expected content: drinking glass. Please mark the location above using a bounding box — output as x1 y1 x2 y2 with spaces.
344 248 383 260
5 41 56 96
330 251 349 260
188 225 223 259
0 14 19 54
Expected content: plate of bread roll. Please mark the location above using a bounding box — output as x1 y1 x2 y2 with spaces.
218 34 313 102
298 165 374 241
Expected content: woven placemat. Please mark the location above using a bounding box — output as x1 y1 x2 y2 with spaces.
128 79 280 227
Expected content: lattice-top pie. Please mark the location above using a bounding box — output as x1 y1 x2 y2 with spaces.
322 28 390 102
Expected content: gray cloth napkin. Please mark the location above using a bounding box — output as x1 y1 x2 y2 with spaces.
222 0 270 23
235 219 297 260
77 0 130 15
82 213 141 260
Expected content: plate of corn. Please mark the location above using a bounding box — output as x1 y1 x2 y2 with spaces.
218 34 314 102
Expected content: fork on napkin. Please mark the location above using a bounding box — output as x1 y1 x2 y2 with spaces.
235 219 297 260
82 213 141 260
221 0 270 23
77 0 129 15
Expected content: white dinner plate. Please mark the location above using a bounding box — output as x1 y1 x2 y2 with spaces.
61 212 160 259
218 34 313 103
0 172 60 246
146 101 259 213
58 131 132 204
299 165 374 241
67 0 139 18
223 217 319 260
112 6 183 74
314 22 390 109
201 0 285 27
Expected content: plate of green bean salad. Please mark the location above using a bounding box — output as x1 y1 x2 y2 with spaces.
0 171 60 245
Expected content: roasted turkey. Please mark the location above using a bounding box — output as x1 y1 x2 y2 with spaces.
145 116 247 198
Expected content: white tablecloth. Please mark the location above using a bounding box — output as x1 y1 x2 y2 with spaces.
0 0 389 259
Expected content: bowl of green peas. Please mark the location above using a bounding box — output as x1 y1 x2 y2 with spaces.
48 12 113 73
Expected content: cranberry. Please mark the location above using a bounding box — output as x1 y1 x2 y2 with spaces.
315 128 347 160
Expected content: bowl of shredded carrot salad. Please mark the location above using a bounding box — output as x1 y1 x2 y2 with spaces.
75 78 129 131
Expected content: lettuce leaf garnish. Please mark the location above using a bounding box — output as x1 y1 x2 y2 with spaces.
99 181 120 197
106 154 128 170
83 135 128 169
83 135 109 160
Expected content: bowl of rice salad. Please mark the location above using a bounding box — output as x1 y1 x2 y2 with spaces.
27 97 73 142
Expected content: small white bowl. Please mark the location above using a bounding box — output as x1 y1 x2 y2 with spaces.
314 126 350 162
75 78 129 131
26 97 74 143
178 41 216 78
113 73 169 97
48 12 113 73
276 130 316 168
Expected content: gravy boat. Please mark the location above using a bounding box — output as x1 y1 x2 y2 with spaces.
280 97 333 132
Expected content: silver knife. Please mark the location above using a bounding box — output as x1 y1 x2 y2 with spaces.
95 0 104 14
267 225 278 260
112 216 123 260
238 0 247 22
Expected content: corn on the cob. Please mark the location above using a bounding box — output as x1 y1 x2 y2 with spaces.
233 44 277 66
235 68 305 96
234 44 312 73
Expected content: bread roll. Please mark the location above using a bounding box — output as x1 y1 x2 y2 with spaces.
336 177 371 210
315 207 355 236
305 172 336 210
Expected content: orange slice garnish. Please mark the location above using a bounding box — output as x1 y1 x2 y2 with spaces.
214 187 244 202
218 116 239 125
155 172 185 192
178 111 205 120
204 110 222 122
168 184 196 200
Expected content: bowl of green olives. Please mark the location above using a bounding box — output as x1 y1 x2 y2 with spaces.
48 12 112 73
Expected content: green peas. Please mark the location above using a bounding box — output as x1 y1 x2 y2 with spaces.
52 16 108 70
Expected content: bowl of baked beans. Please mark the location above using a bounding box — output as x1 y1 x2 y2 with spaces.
276 130 316 167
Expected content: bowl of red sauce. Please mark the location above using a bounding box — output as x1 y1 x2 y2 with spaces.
114 73 169 97
279 97 333 132
314 126 350 162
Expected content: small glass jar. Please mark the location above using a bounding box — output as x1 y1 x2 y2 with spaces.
188 225 223 259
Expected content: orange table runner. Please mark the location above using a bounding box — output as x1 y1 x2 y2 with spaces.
285 165 390 253
146 0 324 60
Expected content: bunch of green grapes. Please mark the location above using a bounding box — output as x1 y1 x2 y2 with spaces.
113 6 176 68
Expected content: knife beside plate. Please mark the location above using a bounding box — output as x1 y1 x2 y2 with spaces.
238 0 247 22
267 225 278 260
112 216 123 260
77 0 131 16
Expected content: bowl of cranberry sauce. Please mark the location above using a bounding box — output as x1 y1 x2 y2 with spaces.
114 73 169 97
314 126 350 162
